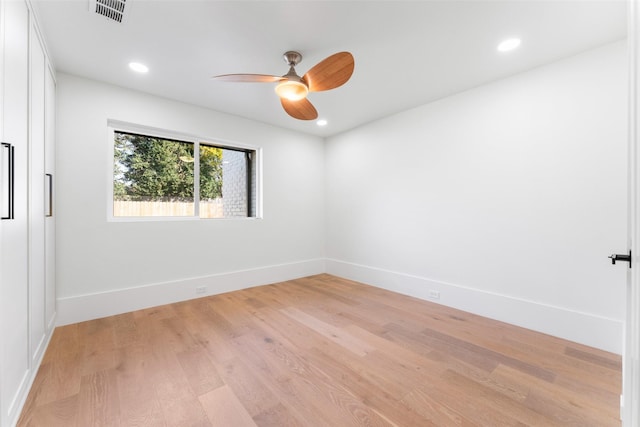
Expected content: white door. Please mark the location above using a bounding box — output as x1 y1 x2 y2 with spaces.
28 19 47 365
625 1 640 424
0 1 31 425
44 65 56 331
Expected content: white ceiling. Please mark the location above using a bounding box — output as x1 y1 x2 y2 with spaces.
32 0 627 138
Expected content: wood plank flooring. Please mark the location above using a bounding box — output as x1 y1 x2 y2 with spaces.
18 274 622 426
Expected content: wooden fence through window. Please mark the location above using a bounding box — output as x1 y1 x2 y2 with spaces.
113 200 224 218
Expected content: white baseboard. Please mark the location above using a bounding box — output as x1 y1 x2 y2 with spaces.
326 258 623 354
56 258 325 326
56 257 623 354
8 324 55 427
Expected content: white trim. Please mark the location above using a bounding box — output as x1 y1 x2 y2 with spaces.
57 257 626 353
6 371 28 426
107 119 261 153
56 259 325 326
326 258 624 354
30 334 46 365
106 120 263 221
194 141 201 218
625 0 640 424
25 0 56 78
7 324 54 427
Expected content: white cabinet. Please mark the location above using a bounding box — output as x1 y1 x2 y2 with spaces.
0 1 56 425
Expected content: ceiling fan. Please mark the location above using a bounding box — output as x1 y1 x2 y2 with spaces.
212 51 355 121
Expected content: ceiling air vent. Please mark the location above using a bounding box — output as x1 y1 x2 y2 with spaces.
89 0 128 24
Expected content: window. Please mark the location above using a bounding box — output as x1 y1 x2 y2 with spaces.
111 126 258 219
199 144 257 219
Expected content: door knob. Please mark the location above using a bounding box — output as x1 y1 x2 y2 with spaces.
609 251 632 268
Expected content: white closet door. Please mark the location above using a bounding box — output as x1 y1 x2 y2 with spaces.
28 22 46 364
0 0 30 424
45 65 56 331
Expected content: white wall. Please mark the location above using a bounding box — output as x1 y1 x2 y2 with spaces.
56 73 325 324
57 41 627 353
325 41 628 354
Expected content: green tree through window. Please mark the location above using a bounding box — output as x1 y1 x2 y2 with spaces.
114 132 203 202
113 130 253 218
199 145 223 201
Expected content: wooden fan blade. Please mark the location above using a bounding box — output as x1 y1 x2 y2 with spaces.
303 52 354 92
212 74 284 83
280 98 318 120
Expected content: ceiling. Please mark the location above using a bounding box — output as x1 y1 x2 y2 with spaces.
32 0 627 138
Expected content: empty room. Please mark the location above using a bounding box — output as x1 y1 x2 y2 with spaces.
1 0 639 426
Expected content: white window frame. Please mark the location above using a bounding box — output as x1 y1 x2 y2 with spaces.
107 120 262 222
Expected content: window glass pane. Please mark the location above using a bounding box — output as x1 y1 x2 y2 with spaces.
199 145 223 218
200 146 252 218
114 131 194 217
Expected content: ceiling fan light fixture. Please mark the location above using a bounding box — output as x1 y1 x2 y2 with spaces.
275 80 308 101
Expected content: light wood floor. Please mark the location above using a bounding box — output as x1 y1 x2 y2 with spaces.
18 274 621 426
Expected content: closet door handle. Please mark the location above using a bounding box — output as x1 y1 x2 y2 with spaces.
1 142 14 220
45 173 53 217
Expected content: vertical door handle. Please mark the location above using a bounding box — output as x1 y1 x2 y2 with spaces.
1 142 14 220
45 173 53 217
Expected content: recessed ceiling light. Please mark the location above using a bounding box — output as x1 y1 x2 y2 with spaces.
129 62 149 73
497 38 521 53
317 119 328 127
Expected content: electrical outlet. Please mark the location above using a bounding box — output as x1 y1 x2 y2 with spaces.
196 286 207 294
428 290 440 300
